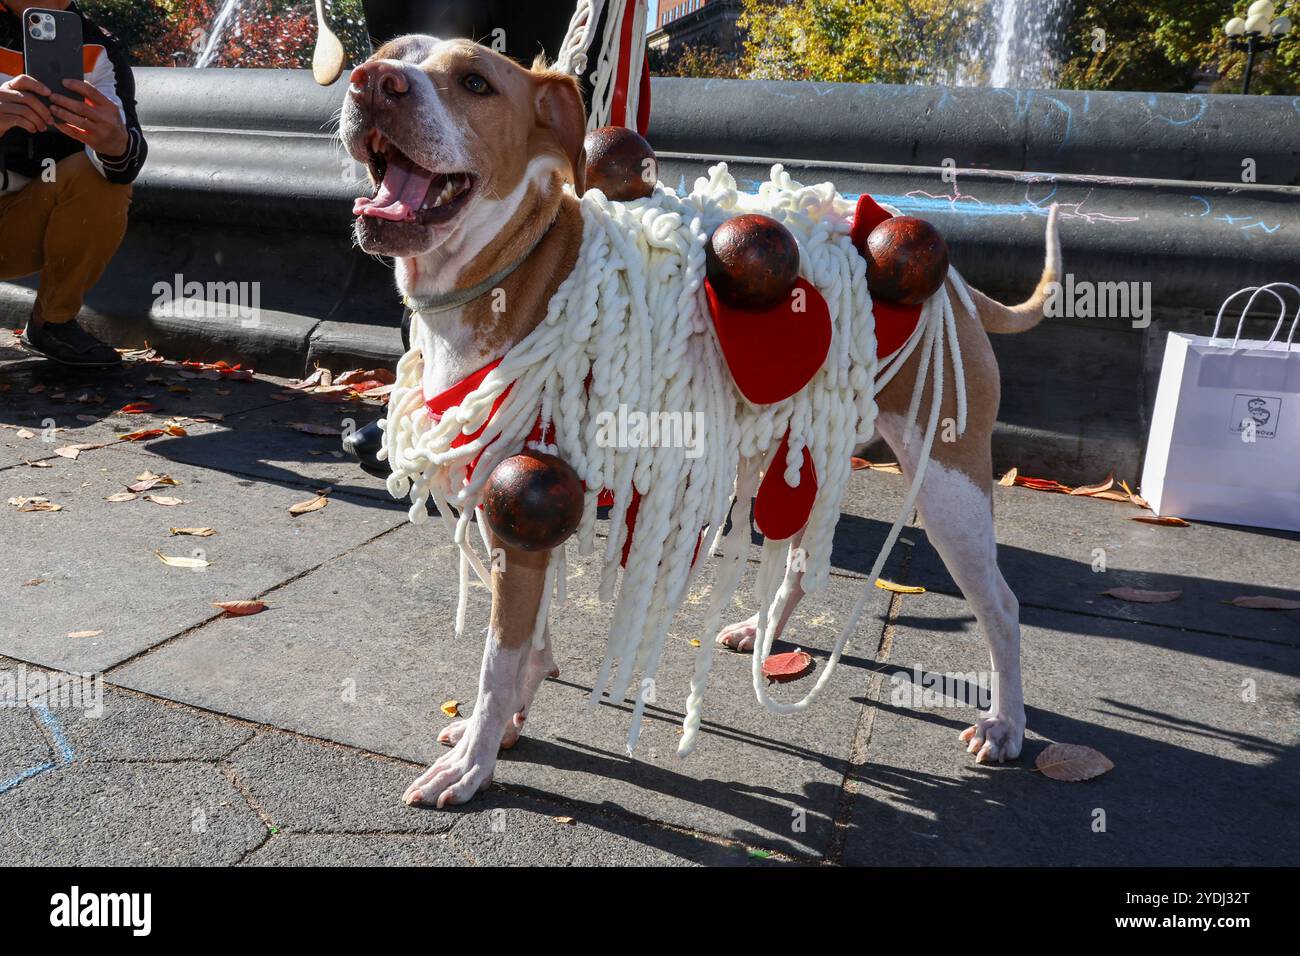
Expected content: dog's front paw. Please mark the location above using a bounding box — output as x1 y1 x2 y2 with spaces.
403 741 496 808
715 614 760 652
959 710 1025 764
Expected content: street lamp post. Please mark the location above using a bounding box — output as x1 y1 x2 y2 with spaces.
1225 1 1292 94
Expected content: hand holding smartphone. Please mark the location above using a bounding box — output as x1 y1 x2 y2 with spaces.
21 7 83 108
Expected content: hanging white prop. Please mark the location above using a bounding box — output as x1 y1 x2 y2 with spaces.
555 0 647 131
380 163 969 757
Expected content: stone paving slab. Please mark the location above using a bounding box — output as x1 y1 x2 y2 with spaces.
0 441 405 672
910 483 1300 645
148 396 394 504
0 760 266 866
843 591 1300 866
113 525 897 857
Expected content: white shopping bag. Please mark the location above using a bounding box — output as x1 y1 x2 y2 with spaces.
1141 283 1300 533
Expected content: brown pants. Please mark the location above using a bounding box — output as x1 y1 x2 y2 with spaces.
0 152 132 325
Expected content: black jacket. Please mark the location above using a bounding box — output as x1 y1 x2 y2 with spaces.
0 1 147 192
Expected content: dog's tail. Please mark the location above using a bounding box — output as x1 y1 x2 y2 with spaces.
964 203 1062 334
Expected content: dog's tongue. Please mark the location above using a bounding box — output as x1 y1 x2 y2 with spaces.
354 154 435 222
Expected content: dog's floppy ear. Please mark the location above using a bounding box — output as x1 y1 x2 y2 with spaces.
532 60 588 194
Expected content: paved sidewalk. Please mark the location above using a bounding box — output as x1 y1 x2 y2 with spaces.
2 332 1298 866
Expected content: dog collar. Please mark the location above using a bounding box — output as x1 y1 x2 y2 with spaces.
403 220 555 316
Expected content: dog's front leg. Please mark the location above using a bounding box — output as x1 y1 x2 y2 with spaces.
403 539 551 808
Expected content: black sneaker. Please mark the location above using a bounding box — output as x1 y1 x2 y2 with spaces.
20 319 122 368
343 418 389 478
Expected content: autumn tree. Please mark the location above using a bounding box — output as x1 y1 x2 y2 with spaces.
739 0 983 84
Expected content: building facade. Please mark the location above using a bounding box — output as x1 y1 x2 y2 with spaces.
647 0 745 62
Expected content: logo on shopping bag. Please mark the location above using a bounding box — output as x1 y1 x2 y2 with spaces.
1229 394 1280 440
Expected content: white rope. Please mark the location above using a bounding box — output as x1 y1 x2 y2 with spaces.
380 162 967 754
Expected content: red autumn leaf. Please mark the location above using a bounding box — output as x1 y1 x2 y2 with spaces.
850 457 870 471
212 600 266 616
1227 595 1300 611
762 649 815 683
335 368 396 386
117 428 165 442
219 368 254 381
1015 476 1072 493
120 401 159 414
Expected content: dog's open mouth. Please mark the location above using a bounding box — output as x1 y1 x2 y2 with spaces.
352 130 475 226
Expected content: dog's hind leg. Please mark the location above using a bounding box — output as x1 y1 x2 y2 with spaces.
873 295 1025 763
404 540 553 808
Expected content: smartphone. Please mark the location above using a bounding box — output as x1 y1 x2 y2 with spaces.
21 7 84 108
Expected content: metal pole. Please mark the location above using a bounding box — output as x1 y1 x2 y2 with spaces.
1243 35 1257 94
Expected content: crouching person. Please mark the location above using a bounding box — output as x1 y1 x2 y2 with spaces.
0 0 146 368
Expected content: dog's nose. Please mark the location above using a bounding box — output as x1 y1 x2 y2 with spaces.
350 61 410 103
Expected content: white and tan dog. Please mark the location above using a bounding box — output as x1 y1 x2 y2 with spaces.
341 36 1061 809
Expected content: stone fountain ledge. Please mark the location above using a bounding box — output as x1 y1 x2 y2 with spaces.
1 69 1297 482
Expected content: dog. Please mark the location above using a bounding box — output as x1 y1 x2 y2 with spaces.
341 36 1060 808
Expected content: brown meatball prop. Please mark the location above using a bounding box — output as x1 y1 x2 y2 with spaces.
705 215 801 311
481 452 585 553
862 216 950 306
584 126 657 201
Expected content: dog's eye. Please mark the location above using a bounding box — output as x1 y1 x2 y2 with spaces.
462 73 492 95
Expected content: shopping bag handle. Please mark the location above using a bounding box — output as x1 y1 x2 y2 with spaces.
1211 283 1298 348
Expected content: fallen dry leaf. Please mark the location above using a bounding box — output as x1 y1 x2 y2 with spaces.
441 700 460 718
876 579 926 595
288 494 328 516
850 456 869 471
54 444 101 460
170 527 216 537
998 467 1018 487
14 428 34 439
1102 587 1182 604
155 551 209 569
1015 476 1072 493
24 459 52 468
1131 515 1189 527
1226 595 1300 611
104 492 138 503
1035 743 1114 782
67 629 103 639
211 600 266 616
290 367 333 390
762 649 815 684
853 460 903 475
1070 474 1115 497
552 816 576 825
289 422 343 436
117 428 164 442
1086 490 1133 502
129 472 180 492
8 496 61 513
119 401 159 414
144 495 185 507
335 368 395 387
